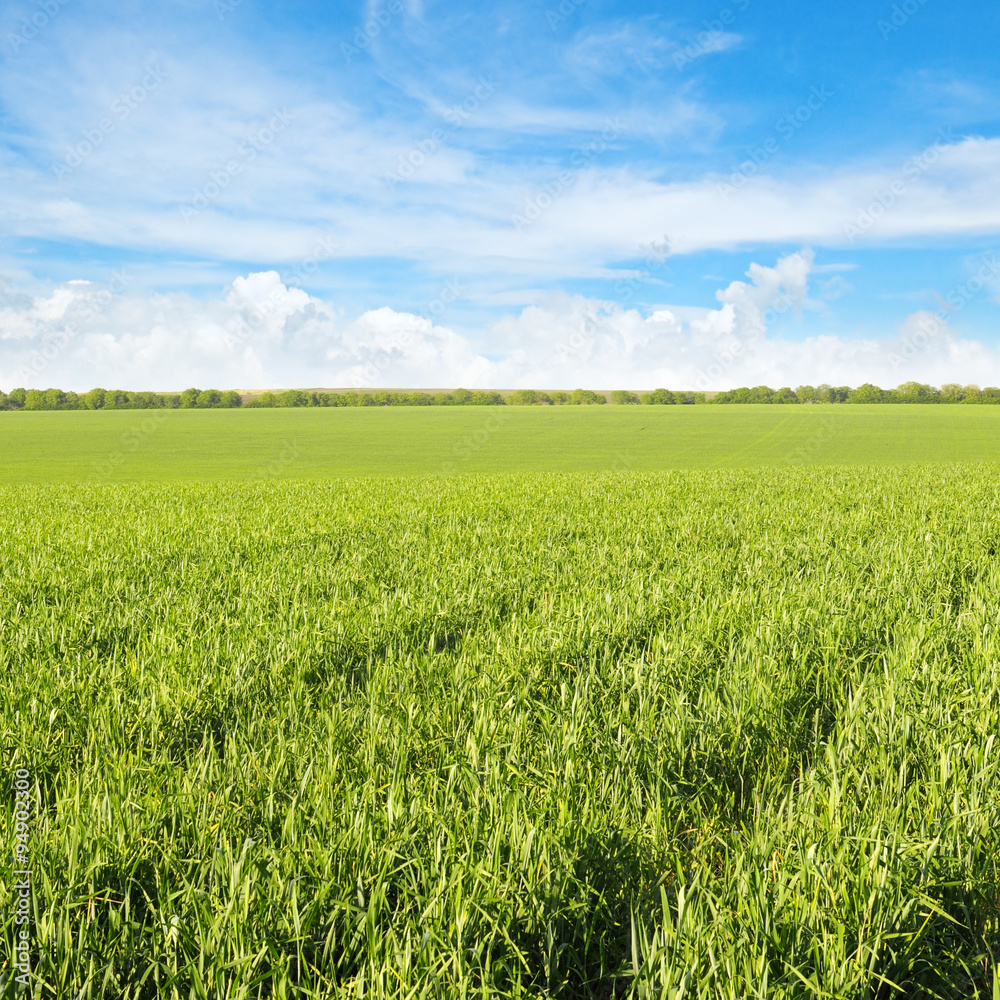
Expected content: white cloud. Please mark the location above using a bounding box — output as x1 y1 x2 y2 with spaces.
4 251 1000 392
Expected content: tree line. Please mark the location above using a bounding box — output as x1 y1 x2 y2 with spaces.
710 382 1000 404
0 386 632 409
2 381 999 410
0 387 243 410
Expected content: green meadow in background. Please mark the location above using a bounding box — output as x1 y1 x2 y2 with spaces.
2 405 1000 482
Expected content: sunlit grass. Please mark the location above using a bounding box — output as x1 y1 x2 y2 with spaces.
1 465 998 997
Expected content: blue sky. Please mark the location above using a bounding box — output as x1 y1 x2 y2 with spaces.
1 0 999 390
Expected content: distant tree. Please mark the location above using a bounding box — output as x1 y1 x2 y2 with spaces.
63 391 81 410
640 388 675 405
82 387 106 409
219 390 242 408
470 391 504 405
981 387 1000 404
43 388 67 409
452 388 473 405
692 392 707 404
747 385 776 403
131 391 162 408
795 385 818 403
961 384 982 404
569 389 605 405
24 389 47 410
278 389 311 407
179 388 200 408
610 390 640 404
849 383 886 404
8 388 26 409
938 383 963 403
103 390 131 409
549 391 569 405
773 387 799 404
195 389 221 408
245 391 279 408
0 390 7 410
509 390 537 405
891 381 937 403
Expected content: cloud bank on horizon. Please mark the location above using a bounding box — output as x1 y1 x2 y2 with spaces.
1 0 998 389
7 249 1000 392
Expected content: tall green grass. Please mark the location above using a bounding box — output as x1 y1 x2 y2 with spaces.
1 465 998 997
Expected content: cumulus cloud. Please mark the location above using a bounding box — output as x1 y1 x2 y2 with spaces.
3 251 1000 392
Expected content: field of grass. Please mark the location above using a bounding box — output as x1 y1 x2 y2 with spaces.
3 405 1000 481
2 466 999 997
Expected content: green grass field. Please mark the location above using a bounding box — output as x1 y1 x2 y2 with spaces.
2 465 999 998
3 405 1000 482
